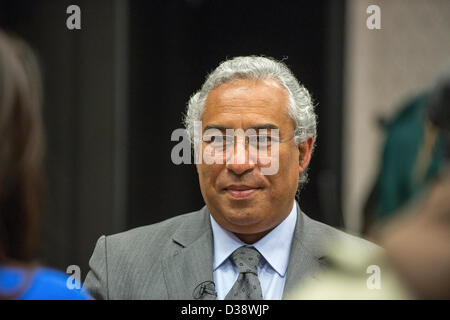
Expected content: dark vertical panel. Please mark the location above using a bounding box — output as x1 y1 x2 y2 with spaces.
113 0 129 235
74 0 129 273
317 0 346 228
128 1 206 229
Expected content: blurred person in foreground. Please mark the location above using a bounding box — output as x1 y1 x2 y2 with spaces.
291 167 450 299
362 87 445 235
0 30 89 300
291 74 450 300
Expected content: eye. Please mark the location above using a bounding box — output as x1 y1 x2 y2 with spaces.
211 135 223 143
224 135 234 145
209 135 233 149
258 135 271 143
204 134 222 143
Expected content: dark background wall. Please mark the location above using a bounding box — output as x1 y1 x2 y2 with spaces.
0 0 345 277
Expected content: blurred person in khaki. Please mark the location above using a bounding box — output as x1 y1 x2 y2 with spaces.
290 75 450 300
0 30 89 300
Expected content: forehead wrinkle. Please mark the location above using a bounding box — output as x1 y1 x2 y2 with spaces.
217 89 287 108
203 114 282 133
206 78 288 110
218 102 276 115
206 92 288 116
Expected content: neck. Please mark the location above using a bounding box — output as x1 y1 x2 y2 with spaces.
233 228 274 244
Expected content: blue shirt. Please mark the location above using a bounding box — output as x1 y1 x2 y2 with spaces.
210 201 297 300
0 266 90 300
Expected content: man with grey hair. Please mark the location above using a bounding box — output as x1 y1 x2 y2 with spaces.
84 56 378 300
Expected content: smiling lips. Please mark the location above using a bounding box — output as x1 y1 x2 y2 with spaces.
225 184 261 199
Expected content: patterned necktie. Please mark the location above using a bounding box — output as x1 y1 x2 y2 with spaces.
225 246 263 300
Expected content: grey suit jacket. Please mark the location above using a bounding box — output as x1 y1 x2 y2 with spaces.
84 202 378 300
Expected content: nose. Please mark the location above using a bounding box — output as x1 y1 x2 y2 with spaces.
225 135 256 175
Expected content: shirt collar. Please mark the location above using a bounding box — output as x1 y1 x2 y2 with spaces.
210 201 297 277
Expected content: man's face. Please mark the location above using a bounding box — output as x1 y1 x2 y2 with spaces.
196 78 313 243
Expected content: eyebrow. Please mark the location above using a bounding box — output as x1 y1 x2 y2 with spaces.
203 123 279 132
249 124 279 130
204 124 227 132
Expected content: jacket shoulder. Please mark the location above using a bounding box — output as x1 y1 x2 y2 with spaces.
106 209 203 250
88 209 206 299
300 212 381 256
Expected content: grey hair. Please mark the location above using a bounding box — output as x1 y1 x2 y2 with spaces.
183 55 317 186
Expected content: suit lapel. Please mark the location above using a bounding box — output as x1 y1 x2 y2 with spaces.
162 207 216 300
161 203 323 300
282 202 322 299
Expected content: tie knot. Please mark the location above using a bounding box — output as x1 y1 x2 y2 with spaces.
230 246 261 275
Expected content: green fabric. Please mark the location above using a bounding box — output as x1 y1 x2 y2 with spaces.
375 93 445 220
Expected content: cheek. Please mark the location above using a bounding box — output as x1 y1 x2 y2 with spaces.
284 146 300 173
198 164 222 192
268 150 299 193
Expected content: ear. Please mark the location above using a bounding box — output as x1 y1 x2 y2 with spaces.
298 137 314 174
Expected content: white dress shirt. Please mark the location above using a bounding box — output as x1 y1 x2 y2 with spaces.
210 201 297 300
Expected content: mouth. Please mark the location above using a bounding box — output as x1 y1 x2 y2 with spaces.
224 185 262 200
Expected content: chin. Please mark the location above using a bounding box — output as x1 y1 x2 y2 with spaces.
223 207 265 227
